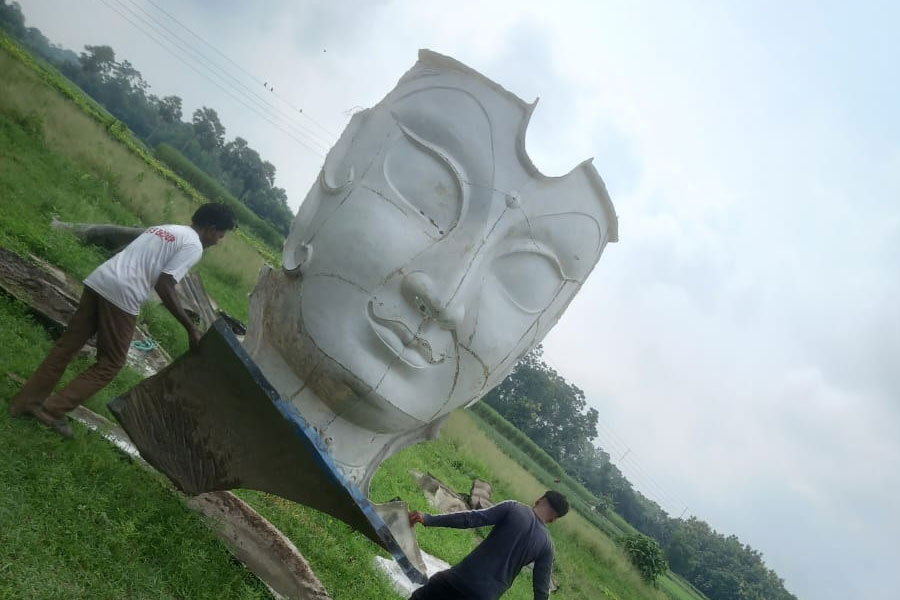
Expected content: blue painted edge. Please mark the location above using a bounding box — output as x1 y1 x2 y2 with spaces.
212 320 428 585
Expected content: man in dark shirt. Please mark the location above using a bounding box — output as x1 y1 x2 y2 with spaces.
408 491 569 600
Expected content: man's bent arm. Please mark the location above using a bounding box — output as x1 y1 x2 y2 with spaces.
154 273 200 349
423 500 513 529
532 548 553 600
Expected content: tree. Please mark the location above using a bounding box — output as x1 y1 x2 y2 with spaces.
191 107 225 152
483 346 599 465
80 44 116 79
0 1 27 39
145 95 183 142
158 95 183 124
618 533 668 584
222 137 260 196
114 59 148 94
595 494 614 514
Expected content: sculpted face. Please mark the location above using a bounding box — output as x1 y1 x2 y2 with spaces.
248 51 616 481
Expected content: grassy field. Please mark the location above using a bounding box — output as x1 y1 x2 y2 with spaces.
0 295 271 600
0 35 707 600
0 38 267 298
467 404 633 539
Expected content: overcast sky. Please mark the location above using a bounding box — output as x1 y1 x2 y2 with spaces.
18 1 900 598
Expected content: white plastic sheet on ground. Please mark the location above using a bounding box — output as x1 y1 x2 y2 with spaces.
375 550 451 597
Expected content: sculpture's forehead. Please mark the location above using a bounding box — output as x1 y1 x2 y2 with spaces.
384 54 616 233
288 50 617 276
378 75 612 281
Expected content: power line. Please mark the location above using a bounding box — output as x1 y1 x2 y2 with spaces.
95 0 328 158
110 0 332 153
597 441 679 512
595 421 686 513
116 0 333 153
593 419 691 518
141 0 338 141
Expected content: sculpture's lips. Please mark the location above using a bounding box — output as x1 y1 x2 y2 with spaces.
367 302 446 369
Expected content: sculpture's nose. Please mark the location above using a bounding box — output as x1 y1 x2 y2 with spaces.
401 271 465 331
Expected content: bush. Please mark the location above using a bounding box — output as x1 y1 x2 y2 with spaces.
618 533 668 584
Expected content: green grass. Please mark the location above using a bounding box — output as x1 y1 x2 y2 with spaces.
659 573 709 600
0 34 270 281
0 102 251 359
467 392 704 599
0 297 269 600
468 403 631 538
433 414 668 600
0 31 279 266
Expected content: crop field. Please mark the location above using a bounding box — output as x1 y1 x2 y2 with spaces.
0 36 705 600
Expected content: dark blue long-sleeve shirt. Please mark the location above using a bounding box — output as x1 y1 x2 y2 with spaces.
424 500 554 600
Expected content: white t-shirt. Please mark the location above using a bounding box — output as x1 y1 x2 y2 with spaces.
84 224 203 315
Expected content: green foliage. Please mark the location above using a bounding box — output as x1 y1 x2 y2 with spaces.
155 143 284 249
3 18 296 238
220 136 294 233
484 346 599 465
0 107 248 359
0 0 25 39
619 533 669 584
663 518 796 600
0 107 132 277
471 401 566 479
191 106 225 151
468 403 631 538
0 30 279 266
139 303 189 357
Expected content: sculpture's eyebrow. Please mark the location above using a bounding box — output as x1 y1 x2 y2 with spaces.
394 119 465 189
388 88 495 190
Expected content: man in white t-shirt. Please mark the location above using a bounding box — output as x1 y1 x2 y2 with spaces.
9 203 236 438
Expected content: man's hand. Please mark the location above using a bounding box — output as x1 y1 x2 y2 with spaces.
409 510 426 527
155 273 202 354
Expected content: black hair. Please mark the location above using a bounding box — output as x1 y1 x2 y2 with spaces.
544 491 569 518
192 203 236 231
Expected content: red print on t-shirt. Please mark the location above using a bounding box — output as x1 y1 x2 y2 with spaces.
147 227 176 243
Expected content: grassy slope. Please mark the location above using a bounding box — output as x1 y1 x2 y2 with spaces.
0 37 707 600
467 405 632 539
0 296 269 600
0 42 265 311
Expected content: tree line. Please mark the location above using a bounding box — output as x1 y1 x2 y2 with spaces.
0 0 294 236
483 347 797 600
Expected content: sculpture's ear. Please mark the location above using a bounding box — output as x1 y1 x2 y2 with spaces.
320 109 369 194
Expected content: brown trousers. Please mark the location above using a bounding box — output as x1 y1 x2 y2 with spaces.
11 287 136 419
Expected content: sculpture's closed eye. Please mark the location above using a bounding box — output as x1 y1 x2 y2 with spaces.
492 248 564 314
384 127 462 237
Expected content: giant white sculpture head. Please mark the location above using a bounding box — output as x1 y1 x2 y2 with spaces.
246 50 617 492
